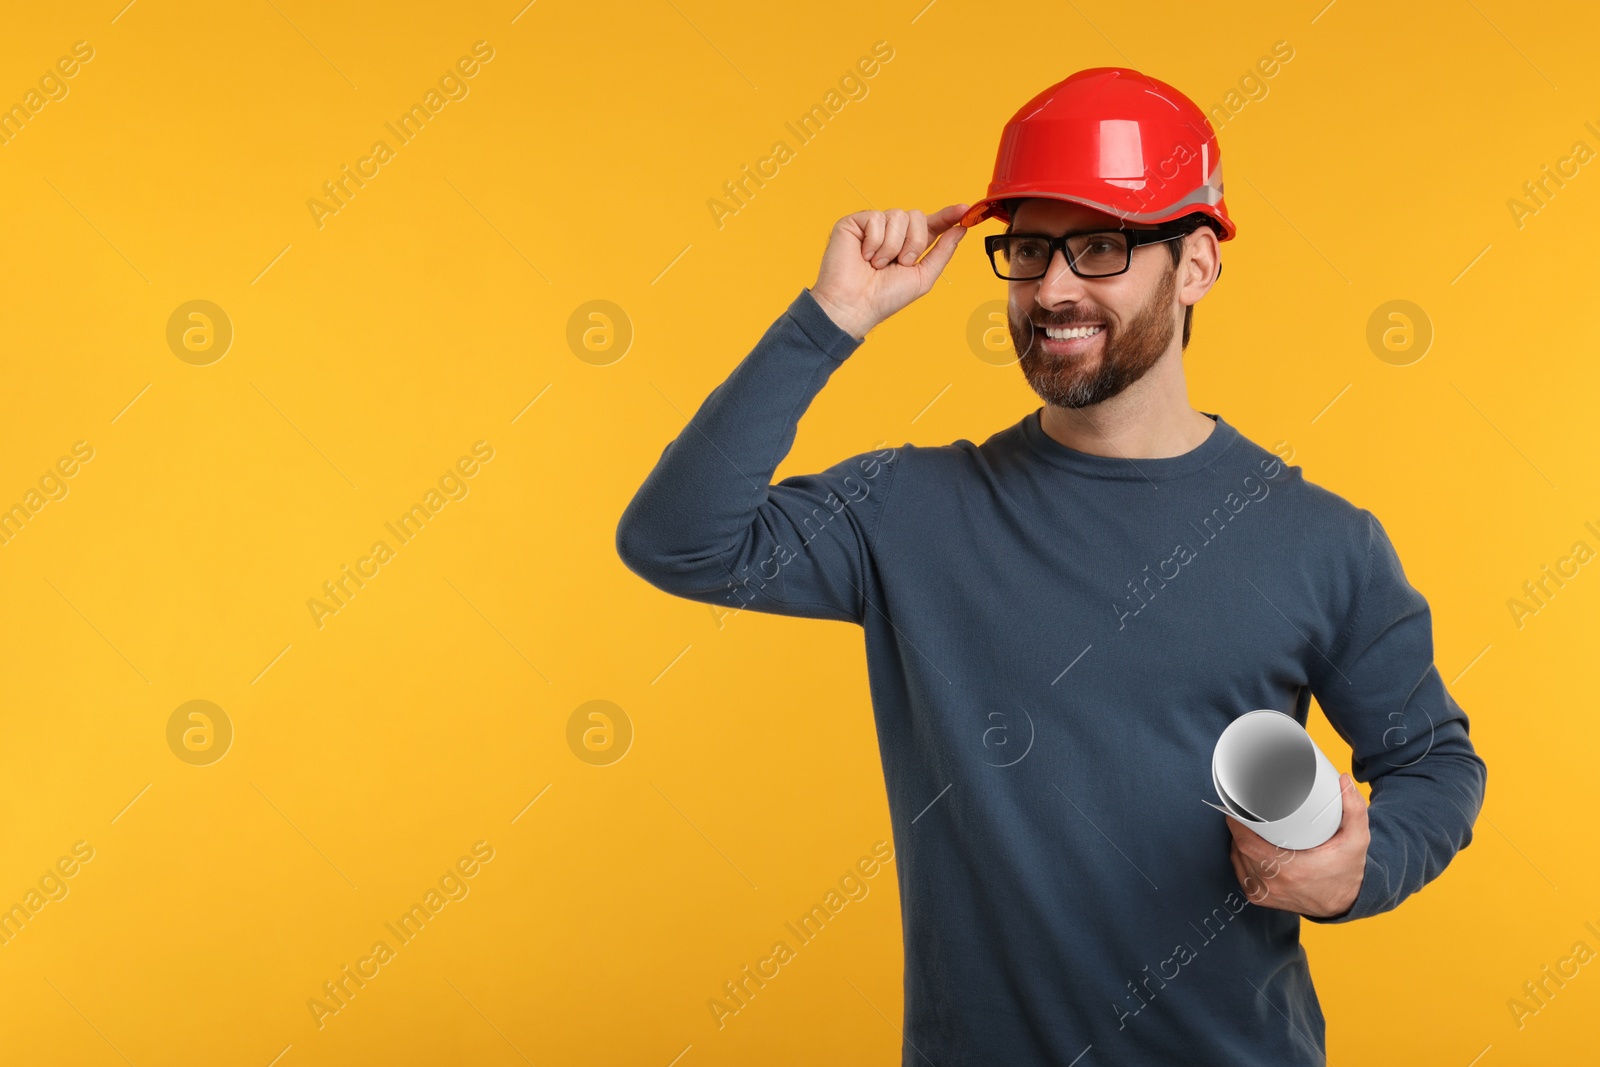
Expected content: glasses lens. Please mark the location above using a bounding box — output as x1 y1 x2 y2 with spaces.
1066 232 1130 277
993 235 1051 279
992 232 1130 279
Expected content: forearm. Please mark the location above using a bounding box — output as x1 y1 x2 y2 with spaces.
1306 508 1491 923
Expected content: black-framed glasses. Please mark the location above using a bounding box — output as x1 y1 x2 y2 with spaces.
985 227 1188 280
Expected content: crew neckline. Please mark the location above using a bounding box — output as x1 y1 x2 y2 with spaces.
1019 407 1240 480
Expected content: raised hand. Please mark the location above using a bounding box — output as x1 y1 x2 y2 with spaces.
809 204 970 341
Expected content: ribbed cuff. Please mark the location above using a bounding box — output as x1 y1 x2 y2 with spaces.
790 288 866 361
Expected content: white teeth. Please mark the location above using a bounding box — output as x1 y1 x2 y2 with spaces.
1043 324 1103 340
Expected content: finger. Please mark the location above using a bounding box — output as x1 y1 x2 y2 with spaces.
1244 858 1275 904
860 212 886 264
926 203 970 237
1231 843 1265 903
1230 823 1283 870
1341 774 1371 848
1229 838 1255 894
1342 774 1370 819
876 210 910 268
1316 775 1367 849
1224 813 1264 851
900 209 929 265
1259 845 1291 878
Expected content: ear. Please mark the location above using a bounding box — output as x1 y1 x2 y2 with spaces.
1177 226 1222 309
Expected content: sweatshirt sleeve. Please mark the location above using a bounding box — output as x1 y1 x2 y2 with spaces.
614 288 901 627
1303 509 1488 924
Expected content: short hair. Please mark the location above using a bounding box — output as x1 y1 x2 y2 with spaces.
1000 199 1220 350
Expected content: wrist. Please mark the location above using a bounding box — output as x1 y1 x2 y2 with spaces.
808 287 874 341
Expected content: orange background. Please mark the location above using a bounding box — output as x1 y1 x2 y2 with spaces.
0 1 1595 1063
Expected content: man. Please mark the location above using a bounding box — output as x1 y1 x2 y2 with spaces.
616 67 1485 1065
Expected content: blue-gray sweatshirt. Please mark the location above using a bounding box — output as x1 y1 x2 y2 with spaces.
614 287 1487 1065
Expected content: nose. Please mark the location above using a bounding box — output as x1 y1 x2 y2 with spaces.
1032 246 1091 311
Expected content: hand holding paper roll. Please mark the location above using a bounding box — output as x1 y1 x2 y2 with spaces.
1205 710 1343 849
1205 710 1372 919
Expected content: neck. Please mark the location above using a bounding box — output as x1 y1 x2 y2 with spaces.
1037 356 1215 460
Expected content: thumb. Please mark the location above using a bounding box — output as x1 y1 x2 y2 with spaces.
915 217 968 283
1341 774 1369 819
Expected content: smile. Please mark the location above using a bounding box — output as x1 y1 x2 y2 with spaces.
1042 324 1103 340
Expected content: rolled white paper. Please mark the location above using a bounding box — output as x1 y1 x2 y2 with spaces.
1204 709 1343 850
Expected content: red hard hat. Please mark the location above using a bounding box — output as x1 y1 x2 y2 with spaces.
961 67 1236 241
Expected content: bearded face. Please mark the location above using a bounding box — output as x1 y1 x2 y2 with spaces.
1008 248 1179 410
